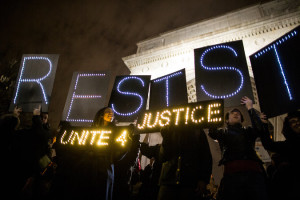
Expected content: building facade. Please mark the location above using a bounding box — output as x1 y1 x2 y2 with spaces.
123 0 300 142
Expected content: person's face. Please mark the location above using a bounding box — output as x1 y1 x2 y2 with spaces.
227 111 242 125
42 114 48 124
289 117 300 134
103 108 114 123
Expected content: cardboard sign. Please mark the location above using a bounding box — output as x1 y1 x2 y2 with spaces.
9 54 59 112
108 75 151 122
137 99 224 133
61 71 110 126
194 41 254 107
149 69 188 110
250 26 300 117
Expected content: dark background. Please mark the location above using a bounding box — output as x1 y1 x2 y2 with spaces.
0 0 270 128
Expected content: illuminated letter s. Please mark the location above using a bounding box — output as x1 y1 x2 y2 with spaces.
111 77 145 116
200 45 244 99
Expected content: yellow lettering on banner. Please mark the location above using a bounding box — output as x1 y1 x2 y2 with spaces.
208 103 222 122
116 130 127 146
159 110 171 127
137 113 148 130
97 131 111 146
191 106 204 124
60 129 114 146
67 131 75 144
185 107 190 124
81 130 89 145
60 130 68 144
147 112 160 128
70 131 86 145
172 108 185 125
90 131 99 145
135 101 223 131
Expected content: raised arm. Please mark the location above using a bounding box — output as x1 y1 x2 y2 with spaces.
241 96 264 136
259 113 287 154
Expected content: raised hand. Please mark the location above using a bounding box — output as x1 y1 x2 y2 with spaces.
33 105 41 116
13 106 22 117
241 96 253 110
260 112 268 124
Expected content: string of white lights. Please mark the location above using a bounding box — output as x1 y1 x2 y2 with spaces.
66 73 106 122
253 30 297 101
153 71 183 107
199 45 244 99
13 56 53 104
111 76 145 116
273 45 293 100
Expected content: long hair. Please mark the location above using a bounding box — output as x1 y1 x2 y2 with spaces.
92 107 114 128
282 111 300 140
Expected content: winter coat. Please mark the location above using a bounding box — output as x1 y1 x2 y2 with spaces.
208 108 263 166
159 126 212 187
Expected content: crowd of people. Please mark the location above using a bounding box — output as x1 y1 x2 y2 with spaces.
1 96 300 200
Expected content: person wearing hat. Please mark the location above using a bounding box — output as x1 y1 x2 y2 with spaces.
208 96 268 200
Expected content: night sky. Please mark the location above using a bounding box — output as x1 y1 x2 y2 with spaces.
0 0 270 127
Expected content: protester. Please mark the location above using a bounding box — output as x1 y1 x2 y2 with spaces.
158 125 212 200
138 134 162 200
208 96 268 200
2 106 21 199
23 107 53 199
114 124 140 200
52 107 137 200
259 111 300 200
2 106 52 199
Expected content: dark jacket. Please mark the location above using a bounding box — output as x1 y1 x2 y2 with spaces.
2 115 50 198
209 108 263 166
260 123 300 168
140 143 162 186
260 123 300 200
159 126 212 187
53 123 135 200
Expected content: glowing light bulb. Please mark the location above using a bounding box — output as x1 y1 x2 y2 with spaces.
137 113 148 129
116 130 127 146
60 130 68 144
185 107 190 124
97 131 111 146
173 108 184 125
147 112 160 128
159 110 171 126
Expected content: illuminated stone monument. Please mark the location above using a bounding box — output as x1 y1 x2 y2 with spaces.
122 0 300 183
123 0 300 141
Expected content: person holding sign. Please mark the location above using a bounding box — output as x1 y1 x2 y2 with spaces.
92 107 140 200
209 96 268 200
158 125 212 199
91 107 117 200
